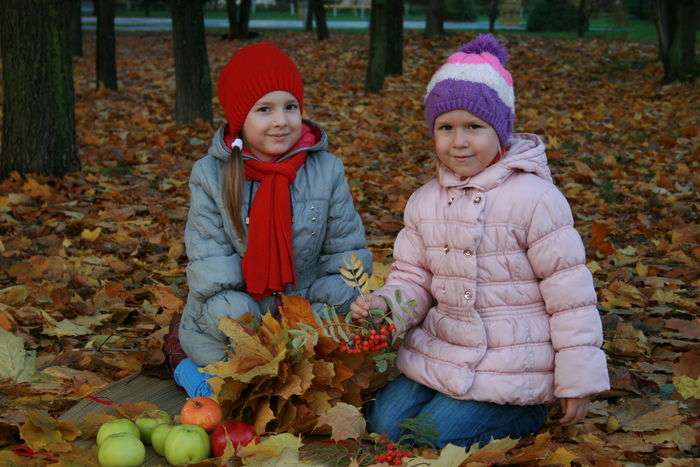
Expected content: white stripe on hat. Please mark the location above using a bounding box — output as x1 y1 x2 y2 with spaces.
425 63 515 112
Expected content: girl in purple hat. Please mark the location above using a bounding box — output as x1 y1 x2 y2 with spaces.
350 34 610 448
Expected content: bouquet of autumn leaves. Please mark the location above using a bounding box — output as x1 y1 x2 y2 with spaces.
200 254 415 440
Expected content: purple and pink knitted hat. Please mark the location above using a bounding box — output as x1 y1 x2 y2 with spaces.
424 34 515 146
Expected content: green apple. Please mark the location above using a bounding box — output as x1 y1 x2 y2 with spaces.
96 419 140 446
164 424 210 466
150 422 174 456
134 409 172 444
97 432 146 467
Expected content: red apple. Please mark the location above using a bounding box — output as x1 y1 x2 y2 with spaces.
180 397 222 432
210 420 259 457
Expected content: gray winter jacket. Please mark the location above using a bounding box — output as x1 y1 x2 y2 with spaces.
180 121 372 366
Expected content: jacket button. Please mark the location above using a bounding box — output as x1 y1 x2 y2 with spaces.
464 249 473 256
443 244 449 254
311 217 317 222
310 205 315 210
473 195 482 204
311 232 316 237
464 290 472 301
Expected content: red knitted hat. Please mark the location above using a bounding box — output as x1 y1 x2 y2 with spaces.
217 42 304 138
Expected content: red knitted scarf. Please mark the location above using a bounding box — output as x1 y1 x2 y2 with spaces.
239 126 317 299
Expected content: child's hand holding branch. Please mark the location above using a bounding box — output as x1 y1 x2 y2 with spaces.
350 294 387 321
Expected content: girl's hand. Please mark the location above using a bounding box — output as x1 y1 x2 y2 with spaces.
350 294 387 321
559 397 590 425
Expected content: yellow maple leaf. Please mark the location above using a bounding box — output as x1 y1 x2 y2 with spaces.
238 433 303 464
543 446 578 466
367 261 392 291
673 375 700 400
465 436 519 463
19 410 81 453
22 178 52 199
407 443 469 466
80 227 102 241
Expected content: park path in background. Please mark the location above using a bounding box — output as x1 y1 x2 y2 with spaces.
81 15 526 32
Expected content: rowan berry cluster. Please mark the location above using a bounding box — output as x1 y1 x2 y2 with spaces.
338 324 396 354
374 440 412 465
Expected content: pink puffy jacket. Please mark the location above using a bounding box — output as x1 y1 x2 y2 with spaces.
374 134 610 405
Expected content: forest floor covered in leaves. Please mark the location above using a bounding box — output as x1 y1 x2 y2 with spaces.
0 31 698 465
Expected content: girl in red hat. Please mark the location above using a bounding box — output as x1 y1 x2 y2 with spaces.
164 42 371 397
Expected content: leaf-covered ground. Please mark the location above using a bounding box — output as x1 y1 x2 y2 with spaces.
0 31 698 465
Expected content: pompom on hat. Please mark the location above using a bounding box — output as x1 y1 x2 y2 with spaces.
217 42 304 139
424 34 515 146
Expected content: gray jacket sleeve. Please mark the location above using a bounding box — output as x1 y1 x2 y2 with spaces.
308 158 372 312
185 160 244 301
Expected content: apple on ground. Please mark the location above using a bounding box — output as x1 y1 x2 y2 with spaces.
134 409 172 444
97 432 145 467
96 419 140 446
150 423 174 457
179 396 223 432
210 420 259 457
164 424 210 466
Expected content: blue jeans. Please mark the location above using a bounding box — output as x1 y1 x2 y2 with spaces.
365 376 549 448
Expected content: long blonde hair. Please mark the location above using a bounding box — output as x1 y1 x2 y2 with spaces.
221 145 246 239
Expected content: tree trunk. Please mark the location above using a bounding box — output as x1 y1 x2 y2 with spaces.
386 0 403 75
305 0 314 31
69 0 83 56
366 0 388 92
226 0 238 38
0 0 80 178
236 0 252 38
576 0 591 37
425 0 445 37
489 0 499 33
96 0 117 90
310 0 329 40
171 0 213 124
654 0 698 82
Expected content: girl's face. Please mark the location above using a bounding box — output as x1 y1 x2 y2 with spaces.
433 109 500 178
242 90 302 162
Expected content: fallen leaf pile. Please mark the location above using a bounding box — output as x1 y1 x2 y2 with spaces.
0 30 697 465
201 295 391 437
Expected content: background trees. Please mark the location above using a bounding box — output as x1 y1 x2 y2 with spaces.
0 0 80 178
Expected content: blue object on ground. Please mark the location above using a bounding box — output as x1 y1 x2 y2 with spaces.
173 358 213 397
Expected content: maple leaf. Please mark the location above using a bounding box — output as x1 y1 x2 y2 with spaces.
672 375 700 400
80 227 102 241
315 403 366 441
219 317 274 367
19 410 80 453
464 436 519 464
0 328 36 383
542 446 578 467
238 433 303 464
643 425 697 452
41 311 92 337
407 444 468 466
0 285 30 306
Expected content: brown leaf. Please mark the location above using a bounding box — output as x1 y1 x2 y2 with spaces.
111 401 159 420
19 410 81 453
315 403 365 441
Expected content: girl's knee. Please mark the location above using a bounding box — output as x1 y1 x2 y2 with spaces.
365 401 403 442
